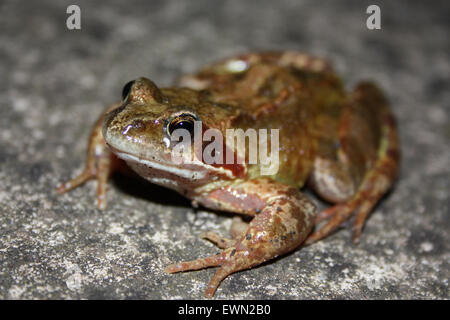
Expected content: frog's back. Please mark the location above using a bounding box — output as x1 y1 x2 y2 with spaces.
192 58 347 187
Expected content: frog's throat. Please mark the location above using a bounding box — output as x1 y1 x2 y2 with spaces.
113 150 208 181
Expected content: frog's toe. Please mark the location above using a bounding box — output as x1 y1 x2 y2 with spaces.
306 181 390 244
199 217 248 249
56 166 109 210
165 251 227 274
305 201 357 245
204 262 240 298
165 246 249 298
229 216 249 238
95 156 112 210
351 198 379 243
201 231 235 249
314 205 341 223
56 169 94 194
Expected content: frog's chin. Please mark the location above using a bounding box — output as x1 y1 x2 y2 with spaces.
107 145 212 192
116 150 207 180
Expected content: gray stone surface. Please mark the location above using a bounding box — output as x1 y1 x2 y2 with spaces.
0 0 448 299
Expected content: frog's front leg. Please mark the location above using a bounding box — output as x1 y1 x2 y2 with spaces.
56 102 124 209
165 178 317 298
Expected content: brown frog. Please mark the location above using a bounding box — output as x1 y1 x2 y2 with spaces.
57 52 399 297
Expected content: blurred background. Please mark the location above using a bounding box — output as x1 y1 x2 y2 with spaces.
0 0 448 299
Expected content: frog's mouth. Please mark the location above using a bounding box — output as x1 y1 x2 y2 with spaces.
108 144 208 181
105 142 213 193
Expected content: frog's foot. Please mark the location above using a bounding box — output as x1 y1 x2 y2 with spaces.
165 249 231 298
166 195 316 298
306 163 396 244
56 149 117 210
305 200 358 245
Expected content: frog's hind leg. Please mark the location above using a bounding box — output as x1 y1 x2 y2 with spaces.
166 179 316 298
56 102 124 210
306 82 399 244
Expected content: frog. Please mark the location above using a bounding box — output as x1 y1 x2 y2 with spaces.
57 51 399 298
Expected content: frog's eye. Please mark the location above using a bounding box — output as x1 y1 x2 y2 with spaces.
167 114 197 137
122 80 135 102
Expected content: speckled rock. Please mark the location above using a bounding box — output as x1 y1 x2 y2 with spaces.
0 0 448 299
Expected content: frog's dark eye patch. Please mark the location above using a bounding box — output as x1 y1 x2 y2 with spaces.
167 113 198 138
122 80 135 102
